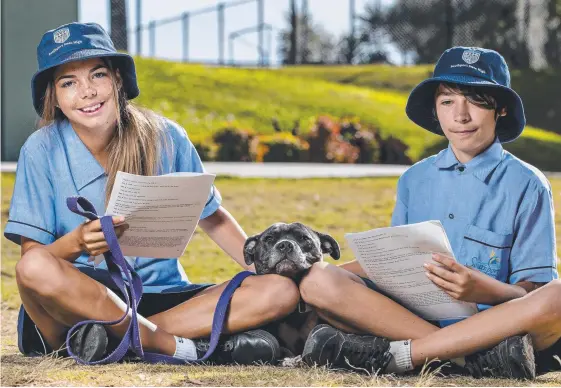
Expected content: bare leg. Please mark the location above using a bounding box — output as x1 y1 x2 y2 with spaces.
147 274 301 338
410 280 561 367
16 247 300 356
300 263 561 367
300 262 439 340
16 248 176 354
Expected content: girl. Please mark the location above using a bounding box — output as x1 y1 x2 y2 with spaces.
5 22 299 363
298 47 560 379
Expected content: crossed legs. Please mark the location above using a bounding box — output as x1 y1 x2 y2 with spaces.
299 261 561 367
15 247 300 356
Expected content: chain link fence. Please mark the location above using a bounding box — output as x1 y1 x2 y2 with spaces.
360 0 560 70
110 0 129 51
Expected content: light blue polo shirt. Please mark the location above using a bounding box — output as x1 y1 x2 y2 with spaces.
5 118 221 293
391 137 558 313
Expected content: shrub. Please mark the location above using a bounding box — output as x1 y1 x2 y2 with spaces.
377 134 413 164
340 119 381 163
306 116 336 163
305 116 381 163
212 127 256 162
257 133 309 162
193 141 215 161
325 136 360 163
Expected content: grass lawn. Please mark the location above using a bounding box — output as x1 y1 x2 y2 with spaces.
276 64 561 138
133 58 561 171
1 173 560 386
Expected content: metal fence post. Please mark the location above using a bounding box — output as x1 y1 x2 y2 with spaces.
149 20 156 57
257 0 264 66
136 0 142 55
445 0 454 49
218 3 225 65
182 12 190 62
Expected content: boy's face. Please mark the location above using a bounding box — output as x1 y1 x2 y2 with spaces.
434 84 504 162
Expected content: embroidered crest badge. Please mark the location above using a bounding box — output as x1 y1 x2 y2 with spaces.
54 27 70 44
462 49 480 64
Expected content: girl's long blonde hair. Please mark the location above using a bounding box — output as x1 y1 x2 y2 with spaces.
39 58 164 206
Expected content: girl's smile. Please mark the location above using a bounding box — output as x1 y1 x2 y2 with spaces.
77 101 105 115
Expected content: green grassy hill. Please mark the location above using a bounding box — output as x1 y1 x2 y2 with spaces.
277 64 561 136
135 58 561 170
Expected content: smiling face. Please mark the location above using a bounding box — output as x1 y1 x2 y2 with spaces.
434 83 506 163
53 57 120 135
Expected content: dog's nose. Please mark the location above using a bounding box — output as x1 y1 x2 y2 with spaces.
276 241 294 253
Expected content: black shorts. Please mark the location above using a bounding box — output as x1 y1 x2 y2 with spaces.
17 284 213 356
359 277 561 373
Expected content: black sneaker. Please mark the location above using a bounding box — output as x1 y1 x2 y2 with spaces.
68 323 109 362
194 329 281 365
464 334 536 379
302 324 392 373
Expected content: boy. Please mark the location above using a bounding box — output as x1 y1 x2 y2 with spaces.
298 47 560 379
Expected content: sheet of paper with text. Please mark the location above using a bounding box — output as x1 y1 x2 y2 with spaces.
104 171 215 258
345 221 478 321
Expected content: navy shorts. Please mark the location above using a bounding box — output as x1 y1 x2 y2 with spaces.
360 276 561 373
17 278 213 356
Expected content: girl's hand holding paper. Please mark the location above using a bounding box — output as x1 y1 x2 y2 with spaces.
76 216 129 257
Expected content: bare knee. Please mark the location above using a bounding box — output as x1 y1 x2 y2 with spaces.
16 248 65 298
299 262 348 310
251 275 300 320
526 280 561 326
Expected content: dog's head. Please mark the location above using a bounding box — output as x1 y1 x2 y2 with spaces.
244 222 340 279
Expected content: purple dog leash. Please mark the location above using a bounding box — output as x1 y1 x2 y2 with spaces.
65 196 254 365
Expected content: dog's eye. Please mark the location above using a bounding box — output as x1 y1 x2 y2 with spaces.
299 235 310 242
264 235 274 243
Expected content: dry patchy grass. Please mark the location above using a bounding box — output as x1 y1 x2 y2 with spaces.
1 174 561 386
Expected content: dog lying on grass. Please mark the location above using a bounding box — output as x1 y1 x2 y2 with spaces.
243 222 340 357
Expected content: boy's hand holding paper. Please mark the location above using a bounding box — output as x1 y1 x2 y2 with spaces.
425 253 480 302
345 221 478 321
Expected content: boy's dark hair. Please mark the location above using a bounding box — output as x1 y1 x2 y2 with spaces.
433 82 508 121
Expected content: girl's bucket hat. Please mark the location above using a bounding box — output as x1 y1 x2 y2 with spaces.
32 22 139 115
405 46 525 143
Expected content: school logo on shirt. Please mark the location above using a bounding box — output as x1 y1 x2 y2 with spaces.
54 27 70 44
462 49 480 65
470 249 501 278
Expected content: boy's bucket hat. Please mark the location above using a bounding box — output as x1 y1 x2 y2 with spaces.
32 22 139 115
405 46 525 143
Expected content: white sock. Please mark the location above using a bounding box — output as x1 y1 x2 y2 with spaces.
173 336 197 360
386 339 414 374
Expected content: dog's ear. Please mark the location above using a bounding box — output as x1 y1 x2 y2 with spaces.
312 230 341 260
243 234 261 266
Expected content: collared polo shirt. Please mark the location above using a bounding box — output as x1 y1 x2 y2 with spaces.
5 118 221 293
391 137 558 311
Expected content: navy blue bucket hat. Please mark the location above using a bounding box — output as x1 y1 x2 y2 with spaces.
32 22 139 115
405 46 525 143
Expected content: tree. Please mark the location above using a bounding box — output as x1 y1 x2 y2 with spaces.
110 0 129 51
360 0 449 64
288 0 298 65
278 4 337 64
544 0 561 66
360 0 532 67
336 32 389 64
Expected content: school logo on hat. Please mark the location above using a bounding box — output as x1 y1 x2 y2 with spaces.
461 49 480 64
53 27 70 44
